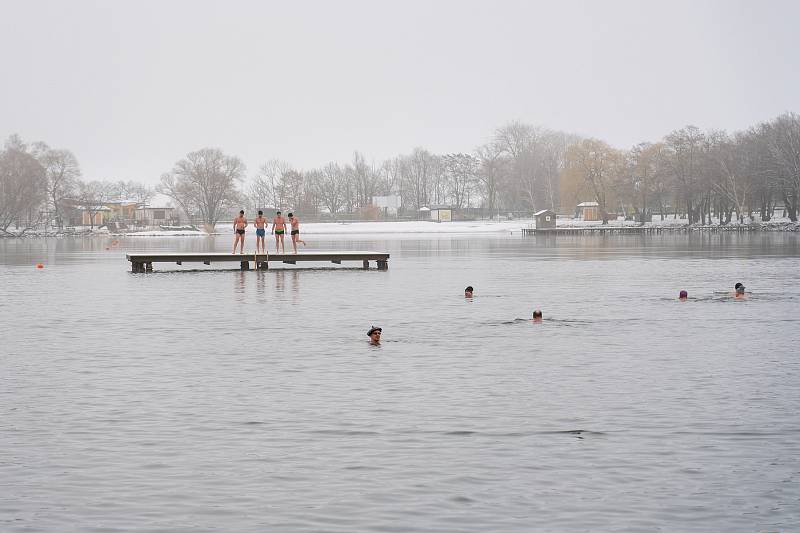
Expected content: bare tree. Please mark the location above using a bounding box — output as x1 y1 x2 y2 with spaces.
399 148 437 211
442 153 479 208
566 138 622 224
0 135 47 234
32 144 81 229
74 179 113 229
475 143 505 217
763 112 800 221
662 126 706 223
313 162 346 217
159 148 245 226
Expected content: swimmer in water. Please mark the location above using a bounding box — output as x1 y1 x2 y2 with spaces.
464 286 473 298
367 326 382 345
532 309 543 323
679 290 688 301
734 282 746 299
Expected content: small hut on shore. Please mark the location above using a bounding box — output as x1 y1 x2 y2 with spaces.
534 209 556 229
577 201 600 221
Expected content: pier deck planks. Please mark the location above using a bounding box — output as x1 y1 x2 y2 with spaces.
127 251 389 272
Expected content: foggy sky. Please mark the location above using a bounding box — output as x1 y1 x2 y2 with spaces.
1 0 798 184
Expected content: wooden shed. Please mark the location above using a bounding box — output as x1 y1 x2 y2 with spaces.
429 205 452 222
534 209 556 229
577 201 600 221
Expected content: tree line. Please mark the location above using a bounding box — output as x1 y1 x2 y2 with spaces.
2 111 798 233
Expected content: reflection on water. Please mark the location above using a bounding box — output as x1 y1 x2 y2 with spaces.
1 233 800 532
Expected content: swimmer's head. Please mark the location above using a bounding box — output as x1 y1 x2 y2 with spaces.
258 210 263 215
735 282 745 294
239 210 244 215
679 290 688 300
532 310 543 320
367 326 382 337
464 286 473 296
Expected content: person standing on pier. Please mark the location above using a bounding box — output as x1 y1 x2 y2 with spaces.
272 211 287 253
233 210 247 254
288 212 306 253
254 210 268 254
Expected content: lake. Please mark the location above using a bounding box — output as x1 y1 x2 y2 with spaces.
1 231 799 532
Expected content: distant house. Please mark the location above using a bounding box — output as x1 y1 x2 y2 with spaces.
534 209 556 229
429 205 452 222
74 206 111 226
576 201 600 221
105 200 140 222
135 194 177 226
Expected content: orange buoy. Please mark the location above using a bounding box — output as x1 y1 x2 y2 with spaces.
36 263 44 269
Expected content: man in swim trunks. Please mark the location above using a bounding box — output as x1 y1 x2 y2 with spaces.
287 212 306 254
232 210 247 254
254 210 267 254
271 210 286 253
532 309 543 323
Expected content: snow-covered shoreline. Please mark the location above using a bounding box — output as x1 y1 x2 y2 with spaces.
3 217 799 238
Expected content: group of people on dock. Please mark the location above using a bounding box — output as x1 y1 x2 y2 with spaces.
233 210 306 254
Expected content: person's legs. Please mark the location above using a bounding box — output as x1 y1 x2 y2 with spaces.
239 233 245 253
233 234 240 253
291 234 298 253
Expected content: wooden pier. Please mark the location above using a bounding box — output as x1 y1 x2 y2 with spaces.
127 251 389 273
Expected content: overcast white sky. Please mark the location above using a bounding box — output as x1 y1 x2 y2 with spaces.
1 0 798 184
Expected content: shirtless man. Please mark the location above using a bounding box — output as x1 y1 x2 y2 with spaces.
254 210 268 254
287 212 306 253
232 210 247 254
271 210 286 253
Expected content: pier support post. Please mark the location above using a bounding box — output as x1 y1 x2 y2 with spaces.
377 260 388 270
363 260 370 270
145 262 153 273
257 261 269 270
240 261 250 270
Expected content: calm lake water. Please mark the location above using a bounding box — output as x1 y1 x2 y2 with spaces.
2 231 799 532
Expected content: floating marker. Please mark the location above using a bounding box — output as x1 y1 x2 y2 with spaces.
36 263 44 269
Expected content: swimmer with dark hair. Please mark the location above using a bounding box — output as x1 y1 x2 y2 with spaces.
464 286 474 298
679 290 688 301
532 310 543 323
734 282 746 299
367 326 382 345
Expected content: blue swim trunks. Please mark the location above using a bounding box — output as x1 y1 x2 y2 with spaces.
256 228 266 237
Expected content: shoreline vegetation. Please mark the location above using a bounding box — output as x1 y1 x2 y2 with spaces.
2 217 799 238
2 112 799 238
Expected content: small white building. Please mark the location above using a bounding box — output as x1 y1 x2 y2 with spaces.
135 194 177 226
